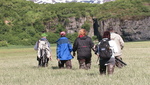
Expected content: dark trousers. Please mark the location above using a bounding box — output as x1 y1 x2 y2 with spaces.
99 58 115 75
78 58 91 70
58 60 72 69
99 64 115 75
37 56 49 67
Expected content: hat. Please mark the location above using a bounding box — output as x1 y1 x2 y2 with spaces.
41 33 48 37
60 31 66 36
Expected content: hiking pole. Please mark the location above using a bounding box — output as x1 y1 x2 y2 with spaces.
115 57 127 66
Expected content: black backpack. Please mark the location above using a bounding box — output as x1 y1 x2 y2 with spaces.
98 38 112 59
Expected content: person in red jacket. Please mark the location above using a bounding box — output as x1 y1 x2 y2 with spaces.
73 29 94 70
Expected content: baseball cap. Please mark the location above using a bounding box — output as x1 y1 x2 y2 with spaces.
60 31 66 36
41 33 48 37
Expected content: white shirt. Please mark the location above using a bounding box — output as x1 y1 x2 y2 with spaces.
108 40 118 58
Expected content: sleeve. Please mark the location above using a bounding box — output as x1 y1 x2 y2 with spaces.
89 37 94 49
56 41 60 59
119 36 124 49
94 44 98 54
73 38 78 52
34 41 38 50
68 41 73 52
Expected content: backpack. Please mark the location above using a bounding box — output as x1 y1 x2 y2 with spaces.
38 40 49 50
38 40 50 58
98 38 112 59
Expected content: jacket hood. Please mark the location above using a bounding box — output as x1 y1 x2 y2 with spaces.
56 37 68 42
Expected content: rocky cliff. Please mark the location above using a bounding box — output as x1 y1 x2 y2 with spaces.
46 16 150 41
96 16 150 41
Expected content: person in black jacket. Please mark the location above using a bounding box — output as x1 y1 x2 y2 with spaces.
73 29 94 70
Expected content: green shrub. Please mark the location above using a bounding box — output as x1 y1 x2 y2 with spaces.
81 22 91 32
47 32 59 43
92 35 98 41
0 0 149 45
66 33 78 43
0 41 8 47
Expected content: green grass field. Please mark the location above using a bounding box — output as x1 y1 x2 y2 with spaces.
0 41 150 85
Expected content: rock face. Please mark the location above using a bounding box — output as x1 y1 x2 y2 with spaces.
46 17 94 37
94 16 150 41
65 17 94 37
46 16 150 41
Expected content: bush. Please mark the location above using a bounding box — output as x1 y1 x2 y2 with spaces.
66 33 78 43
81 22 91 32
92 35 98 41
47 32 59 43
0 41 8 47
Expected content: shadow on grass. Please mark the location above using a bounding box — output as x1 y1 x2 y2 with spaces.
51 66 78 70
32 66 44 69
51 66 59 69
31 66 50 69
87 73 98 76
31 65 78 70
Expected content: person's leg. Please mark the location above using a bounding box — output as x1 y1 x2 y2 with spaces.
78 59 86 69
46 58 49 67
65 60 72 69
58 60 65 69
37 56 42 67
99 65 106 75
99 60 106 75
85 58 91 70
107 64 115 75
115 56 123 68
38 59 41 67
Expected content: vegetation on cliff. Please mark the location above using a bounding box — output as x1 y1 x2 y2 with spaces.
0 0 149 46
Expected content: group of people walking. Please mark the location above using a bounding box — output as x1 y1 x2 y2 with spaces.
34 28 124 75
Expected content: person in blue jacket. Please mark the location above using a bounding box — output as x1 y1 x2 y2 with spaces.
56 31 73 69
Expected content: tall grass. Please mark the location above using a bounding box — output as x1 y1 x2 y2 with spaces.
0 41 150 85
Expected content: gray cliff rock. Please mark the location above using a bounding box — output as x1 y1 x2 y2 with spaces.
97 16 150 41
46 16 150 41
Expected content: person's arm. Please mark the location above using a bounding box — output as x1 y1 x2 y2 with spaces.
119 36 124 49
94 44 98 55
56 41 61 60
34 41 38 50
73 38 78 56
89 37 95 51
67 40 73 52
